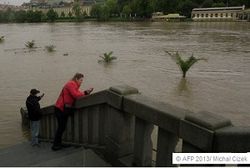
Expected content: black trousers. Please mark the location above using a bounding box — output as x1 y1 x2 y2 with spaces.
53 107 69 146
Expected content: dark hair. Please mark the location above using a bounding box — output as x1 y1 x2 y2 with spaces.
71 73 84 81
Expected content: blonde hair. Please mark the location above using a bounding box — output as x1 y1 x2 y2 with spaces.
71 73 84 81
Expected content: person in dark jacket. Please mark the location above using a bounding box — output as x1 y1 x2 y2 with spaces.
26 89 44 146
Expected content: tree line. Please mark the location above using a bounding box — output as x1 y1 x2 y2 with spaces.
0 8 62 23
0 0 249 23
91 0 250 20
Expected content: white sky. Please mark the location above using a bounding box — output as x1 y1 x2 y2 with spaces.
0 0 30 6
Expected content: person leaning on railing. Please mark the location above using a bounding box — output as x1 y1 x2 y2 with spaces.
51 73 93 151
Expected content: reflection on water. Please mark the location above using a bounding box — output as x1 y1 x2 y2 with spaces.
176 78 191 96
0 22 250 148
22 125 31 141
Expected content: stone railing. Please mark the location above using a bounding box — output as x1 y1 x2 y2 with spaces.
20 85 250 166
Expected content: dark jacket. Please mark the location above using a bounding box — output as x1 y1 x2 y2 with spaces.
26 95 42 121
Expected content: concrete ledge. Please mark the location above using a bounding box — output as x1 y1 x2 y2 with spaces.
214 126 250 152
107 90 123 110
123 94 186 134
185 111 232 130
109 85 139 95
75 90 108 109
41 105 55 115
180 119 214 151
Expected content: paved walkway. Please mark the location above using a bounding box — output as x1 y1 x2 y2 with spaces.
0 142 111 167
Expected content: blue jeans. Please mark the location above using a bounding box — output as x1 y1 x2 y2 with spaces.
30 120 40 145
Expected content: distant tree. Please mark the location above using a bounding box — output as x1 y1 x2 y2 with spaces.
122 5 132 17
68 11 73 18
72 1 82 21
106 0 119 16
26 10 43 22
60 11 65 18
212 2 225 7
178 0 198 18
201 0 213 7
90 4 102 18
46 8 58 22
100 5 111 20
15 10 27 23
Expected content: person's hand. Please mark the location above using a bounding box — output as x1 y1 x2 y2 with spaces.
41 93 45 98
84 88 94 95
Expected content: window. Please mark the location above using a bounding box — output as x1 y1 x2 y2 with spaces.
201 14 204 17
206 14 208 17
215 13 218 17
211 13 213 17
220 13 223 17
197 14 200 17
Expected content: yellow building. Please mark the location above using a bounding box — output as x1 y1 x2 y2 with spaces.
191 5 245 21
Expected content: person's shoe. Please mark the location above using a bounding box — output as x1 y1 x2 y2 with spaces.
51 145 62 151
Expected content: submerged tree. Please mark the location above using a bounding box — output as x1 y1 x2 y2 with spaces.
166 51 207 78
0 36 4 43
45 45 56 52
98 51 117 63
25 40 35 48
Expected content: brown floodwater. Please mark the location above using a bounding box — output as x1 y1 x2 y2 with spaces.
0 21 249 149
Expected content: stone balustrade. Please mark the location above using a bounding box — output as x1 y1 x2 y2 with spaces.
20 85 250 166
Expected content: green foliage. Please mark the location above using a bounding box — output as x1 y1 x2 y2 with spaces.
166 51 207 78
90 4 102 18
46 8 58 22
60 11 65 18
68 11 73 18
99 51 117 63
0 0 249 22
25 40 35 49
26 10 43 22
45 45 56 52
0 36 4 43
122 5 132 17
14 10 27 23
212 2 225 7
72 2 82 21
106 0 119 16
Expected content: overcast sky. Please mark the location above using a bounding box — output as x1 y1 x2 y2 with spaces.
0 0 30 5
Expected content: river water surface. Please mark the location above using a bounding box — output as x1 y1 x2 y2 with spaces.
0 22 250 149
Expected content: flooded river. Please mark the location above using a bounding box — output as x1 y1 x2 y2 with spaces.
0 21 249 148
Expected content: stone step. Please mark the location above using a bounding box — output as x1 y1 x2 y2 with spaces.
0 142 110 167
34 148 111 166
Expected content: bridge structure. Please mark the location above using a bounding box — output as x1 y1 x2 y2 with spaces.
14 85 250 166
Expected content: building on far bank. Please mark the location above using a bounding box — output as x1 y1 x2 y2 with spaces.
152 12 186 22
191 5 248 21
238 8 250 21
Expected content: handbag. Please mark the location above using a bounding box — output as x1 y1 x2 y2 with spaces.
62 88 75 116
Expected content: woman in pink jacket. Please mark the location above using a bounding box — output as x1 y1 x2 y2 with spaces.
52 73 93 151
